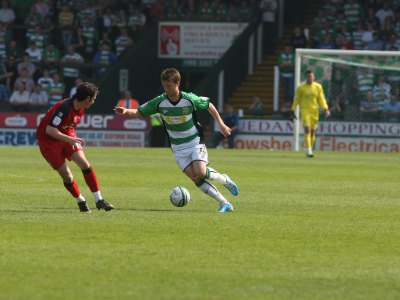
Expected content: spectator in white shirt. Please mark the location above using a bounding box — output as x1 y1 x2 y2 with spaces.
25 42 42 63
0 0 15 25
375 2 394 29
9 82 30 110
29 83 48 109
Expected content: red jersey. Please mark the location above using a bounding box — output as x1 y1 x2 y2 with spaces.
36 98 84 142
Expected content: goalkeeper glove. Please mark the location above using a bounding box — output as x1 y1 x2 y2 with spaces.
325 109 331 118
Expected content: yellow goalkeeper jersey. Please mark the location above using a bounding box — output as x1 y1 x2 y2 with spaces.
292 81 328 116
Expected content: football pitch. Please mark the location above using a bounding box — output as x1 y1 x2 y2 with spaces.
0 146 399 300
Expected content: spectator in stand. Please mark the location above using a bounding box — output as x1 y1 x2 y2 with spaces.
128 5 147 38
278 45 294 103
61 45 84 92
57 5 75 49
260 0 278 54
17 54 36 77
71 26 85 55
343 0 364 27
37 68 54 91
24 6 42 35
312 9 327 34
361 22 375 48
14 68 35 92
9 82 30 111
375 1 394 29
150 0 166 22
238 0 254 22
166 0 182 20
357 67 375 98
333 10 349 31
382 94 400 121
215 1 229 21
116 90 139 109
6 39 21 81
328 96 344 120
213 103 239 149
0 0 15 26
316 20 336 46
0 21 11 58
48 73 65 106
29 25 47 54
114 27 134 56
385 32 400 50
322 0 337 22
291 26 308 49
249 96 265 117
184 0 198 21
82 16 98 59
359 90 379 116
98 31 113 52
25 41 42 63
365 31 385 50
373 75 391 105
29 83 48 109
365 6 380 29
101 7 117 32
352 21 366 50
0 56 12 102
93 41 117 75
317 33 337 49
337 33 355 49
33 0 50 21
69 77 83 97
336 23 353 43
198 0 215 21
75 0 98 28
379 16 395 43
114 9 128 28
42 43 61 69
227 3 240 21
41 15 55 37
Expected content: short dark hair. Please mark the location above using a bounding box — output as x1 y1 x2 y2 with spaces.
306 70 314 75
74 82 99 101
160 68 181 83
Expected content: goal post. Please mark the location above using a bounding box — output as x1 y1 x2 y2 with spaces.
293 48 400 151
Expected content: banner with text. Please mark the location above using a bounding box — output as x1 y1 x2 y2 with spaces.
238 120 400 137
0 112 150 131
0 129 145 147
158 22 247 59
221 134 400 152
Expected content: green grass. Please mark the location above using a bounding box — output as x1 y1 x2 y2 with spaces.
0 147 400 300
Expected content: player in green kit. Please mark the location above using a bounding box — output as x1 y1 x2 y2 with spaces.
114 68 238 213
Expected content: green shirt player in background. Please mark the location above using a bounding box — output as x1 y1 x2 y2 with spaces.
114 68 239 213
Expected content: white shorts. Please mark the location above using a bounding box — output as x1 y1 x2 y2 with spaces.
174 143 209 171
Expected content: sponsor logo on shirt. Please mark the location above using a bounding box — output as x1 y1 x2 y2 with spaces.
165 116 186 124
52 116 62 126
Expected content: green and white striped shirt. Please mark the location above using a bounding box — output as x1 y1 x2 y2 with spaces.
139 91 209 151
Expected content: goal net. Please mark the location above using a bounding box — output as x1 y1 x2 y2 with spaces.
293 49 400 152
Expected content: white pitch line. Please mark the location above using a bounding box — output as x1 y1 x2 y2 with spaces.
0 173 46 182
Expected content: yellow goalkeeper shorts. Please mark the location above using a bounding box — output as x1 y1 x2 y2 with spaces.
301 114 319 129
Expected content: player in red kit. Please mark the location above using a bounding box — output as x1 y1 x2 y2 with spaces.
36 82 114 213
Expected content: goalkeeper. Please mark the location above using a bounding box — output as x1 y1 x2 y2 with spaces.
291 70 330 157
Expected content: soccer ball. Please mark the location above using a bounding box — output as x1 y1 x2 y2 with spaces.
169 187 190 207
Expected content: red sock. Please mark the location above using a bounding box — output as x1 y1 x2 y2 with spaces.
82 167 100 192
64 181 80 198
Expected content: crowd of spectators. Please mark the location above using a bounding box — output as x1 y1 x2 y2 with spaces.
0 0 260 112
278 0 400 122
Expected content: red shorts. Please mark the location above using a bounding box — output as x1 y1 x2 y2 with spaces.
38 140 83 170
